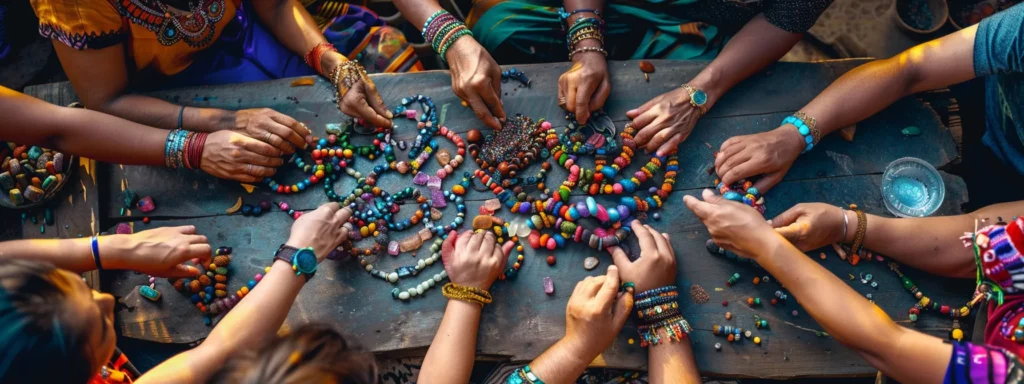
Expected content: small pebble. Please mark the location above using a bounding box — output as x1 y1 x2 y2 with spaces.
725 312 732 320
543 276 555 295
722 300 728 306
819 252 826 260
792 310 799 316
715 342 722 351
583 256 599 270
652 212 661 220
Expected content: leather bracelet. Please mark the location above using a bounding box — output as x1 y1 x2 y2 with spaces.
849 204 867 255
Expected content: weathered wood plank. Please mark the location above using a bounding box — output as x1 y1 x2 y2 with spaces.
100 60 955 219
108 171 970 378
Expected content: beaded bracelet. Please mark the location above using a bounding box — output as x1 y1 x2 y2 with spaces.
569 46 608 60
849 203 867 255
331 60 367 106
782 112 821 153
164 129 192 168
421 10 473 61
506 365 545 384
441 282 493 306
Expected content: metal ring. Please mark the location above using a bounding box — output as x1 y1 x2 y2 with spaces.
247 164 253 175
558 97 566 107
264 131 273 143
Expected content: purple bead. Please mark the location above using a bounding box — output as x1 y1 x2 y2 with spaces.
259 201 272 211
649 187 658 194
413 172 430 185
576 201 590 217
427 176 442 190
388 241 401 256
543 276 555 295
430 189 447 208
327 247 350 261
116 222 133 234
519 202 532 213
361 193 373 201
137 196 156 213
616 205 630 218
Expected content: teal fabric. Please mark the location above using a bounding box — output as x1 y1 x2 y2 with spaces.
973 2 1024 175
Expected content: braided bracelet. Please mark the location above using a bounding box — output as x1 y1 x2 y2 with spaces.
849 204 867 255
442 282 493 306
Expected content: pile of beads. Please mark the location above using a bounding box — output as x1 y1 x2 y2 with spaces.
470 114 552 187
714 177 765 215
1 142 67 205
239 200 273 216
168 247 265 324
501 68 531 87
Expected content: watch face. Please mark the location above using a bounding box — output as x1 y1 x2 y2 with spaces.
293 248 318 274
691 89 708 106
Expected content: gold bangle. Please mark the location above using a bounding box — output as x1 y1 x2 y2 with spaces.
793 111 821 145
332 60 367 107
849 204 867 255
442 283 493 306
568 46 607 60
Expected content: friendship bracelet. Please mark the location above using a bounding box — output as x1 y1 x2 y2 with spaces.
438 29 472 60
849 204 867 255
635 285 676 300
637 315 691 347
441 283 493 306
782 112 820 153
91 235 103 271
506 365 545 384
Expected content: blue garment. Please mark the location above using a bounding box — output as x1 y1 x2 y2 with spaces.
974 3 1024 175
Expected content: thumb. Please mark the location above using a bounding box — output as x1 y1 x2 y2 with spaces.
501 240 515 256
612 290 634 329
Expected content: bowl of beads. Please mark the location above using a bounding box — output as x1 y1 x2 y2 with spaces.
881 157 945 217
0 142 75 209
948 0 1018 29
894 0 950 34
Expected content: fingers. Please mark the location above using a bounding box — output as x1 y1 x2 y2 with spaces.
484 74 506 122
631 220 656 252
751 172 784 194
718 151 752 178
720 161 757 188
240 136 283 158
480 231 496 258
626 96 657 119
611 288 634 329
589 78 611 112
240 148 284 168
174 225 198 235
241 164 276 179
185 243 213 264
583 275 606 297
645 127 676 154
345 85 393 128
466 230 485 253
645 224 672 255
565 76 578 115
683 192 715 220
264 115 307 152
607 245 631 267
631 109 659 133
166 263 203 278
501 241 515 257
701 188 725 205
363 80 393 120
557 74 568 109
455 229 471 251
318 202 341 217
596 265 620 306
770 205 805 228
714 140 746 172
333 206 353 223
656 133 684 157
492 241 506 261
575 79 598 124
774 223 802 243
466 94 501 130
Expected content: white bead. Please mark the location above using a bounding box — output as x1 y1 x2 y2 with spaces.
387 272 399 283
408 288 418 297
365 264 373 271
398 292 410 300
417 259 426 268
427 279 436 287
415 286 424 295
440 270 448 278
433 274 442 282
425 256 435 265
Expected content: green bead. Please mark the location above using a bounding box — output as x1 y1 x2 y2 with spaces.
901 126 921 136
215 267 229 275
902 276 914 291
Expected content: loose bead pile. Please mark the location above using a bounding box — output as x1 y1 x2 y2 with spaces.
2 142 67 205
501 68 531 87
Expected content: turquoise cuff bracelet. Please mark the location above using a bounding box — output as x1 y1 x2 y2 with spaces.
783 112 820 153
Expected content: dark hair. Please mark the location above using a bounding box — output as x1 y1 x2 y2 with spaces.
209 323 378 384
0 259 96 383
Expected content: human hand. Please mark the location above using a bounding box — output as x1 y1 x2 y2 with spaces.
683 189 780 259
562 265 633 358
626 87 699 156
714 126 805 193
228 108 312 154
326 53 393 128
558 50 610 125
105 226 212 278
771 203 847 252
607 220 676 293
201 130 285 183
445 37 506 130
442 230 512 291
285 202 352 261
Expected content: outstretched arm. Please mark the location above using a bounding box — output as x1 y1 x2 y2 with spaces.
686 190 952 384
137 204 351 383
771 201 1024 279
419 230 507 384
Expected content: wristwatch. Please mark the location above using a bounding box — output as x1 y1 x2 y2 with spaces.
274 245 318 281
680 84 708 115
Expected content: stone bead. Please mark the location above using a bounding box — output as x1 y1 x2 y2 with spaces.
398 291 411 300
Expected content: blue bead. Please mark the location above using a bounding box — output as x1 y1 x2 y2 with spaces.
607 208 620 222
586 197 598 215
554 234 566 248
798 125 810 135
723 191 742 201
747 187 759 196
805 135 813 144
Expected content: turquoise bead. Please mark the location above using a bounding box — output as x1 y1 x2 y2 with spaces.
607 208 620 222
585 197 598 215
723 191 742 201
798 125 810 135
805 135 813 144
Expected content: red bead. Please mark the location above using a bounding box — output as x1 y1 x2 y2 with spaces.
722 300 728 306
293 212 303 219
142 217 150 224
546 255 556 265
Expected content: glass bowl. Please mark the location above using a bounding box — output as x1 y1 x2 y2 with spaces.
881 157 945 217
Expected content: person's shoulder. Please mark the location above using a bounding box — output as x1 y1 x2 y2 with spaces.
30 0 126 50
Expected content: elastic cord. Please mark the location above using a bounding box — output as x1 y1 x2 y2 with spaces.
177 106 186 129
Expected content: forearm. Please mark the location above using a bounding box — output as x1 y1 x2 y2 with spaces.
859 200 1024 279
104 93 235 133
647 334 700 384
0 235 143 273
688 14 801 110
418 300 483 384
252 0 339 75
139 259 305 383
527 338 593 384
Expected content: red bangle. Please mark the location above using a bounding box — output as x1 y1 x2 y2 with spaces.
304 42 338 76
182 132 196 169
190 133 208 169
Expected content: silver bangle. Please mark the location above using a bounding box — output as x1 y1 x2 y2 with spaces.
841 208 849 244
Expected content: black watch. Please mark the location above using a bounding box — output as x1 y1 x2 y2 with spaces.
274 245 318 281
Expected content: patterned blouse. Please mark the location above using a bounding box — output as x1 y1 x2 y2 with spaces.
30 0 242 75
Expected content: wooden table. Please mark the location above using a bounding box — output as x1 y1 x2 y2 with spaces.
24 59 971 379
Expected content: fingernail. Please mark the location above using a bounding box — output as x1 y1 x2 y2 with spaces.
386 110 394 119
627 109 636 115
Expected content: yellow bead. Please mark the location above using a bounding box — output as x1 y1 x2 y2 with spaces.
952 328 964 341
754 337 761 345
264 266 271 273
517 245 524 252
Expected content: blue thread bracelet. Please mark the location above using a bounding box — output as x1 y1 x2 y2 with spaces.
782 112 819 153
177 106 185 129
91 235 103 271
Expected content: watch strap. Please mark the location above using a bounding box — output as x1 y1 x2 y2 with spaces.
274 245 316 281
